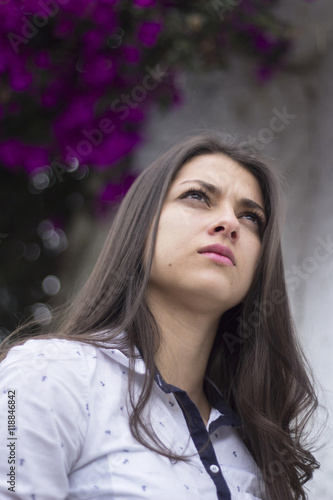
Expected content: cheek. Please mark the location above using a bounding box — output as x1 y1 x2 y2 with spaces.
240 232 261 268
150 219 190 278
247 241 262 278
143 214 160 272
154 231 180 266
156 211 188 251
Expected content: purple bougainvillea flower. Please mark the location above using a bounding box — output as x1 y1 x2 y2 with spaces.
41 78 66 108
137 21 163 47
9 63 32 91
122 173 137 193
34 50 52 69
102 107 145 132
253 33 275 53
82 56 116 87
92 2 117 25
256 65 274 83
246 26 277 55
19 0 44 15
82 29 106 54
54 95 97 133
53 18 74 38
58 125 141 171
0 139 23 170
23 145 49 174
134 0 157 7
100 174 136 203
0 140 49 173
97 172 136 215
0 139 48 173
0 6 21 32
124 107 145 123
88 130 141 168
0 43 10 74
99 182 124 204
122 45 141 64
57 0 93 16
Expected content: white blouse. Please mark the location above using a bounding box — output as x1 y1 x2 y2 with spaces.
0 338 266 499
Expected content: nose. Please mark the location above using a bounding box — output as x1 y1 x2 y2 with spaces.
207 206 240 241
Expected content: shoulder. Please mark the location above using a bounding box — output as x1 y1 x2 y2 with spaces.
1 338 92 382
0 337 131 446
2 337 96 364
0 337 137 388
0 339 98 406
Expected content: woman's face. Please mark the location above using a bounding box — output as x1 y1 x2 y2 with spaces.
146 153 266 316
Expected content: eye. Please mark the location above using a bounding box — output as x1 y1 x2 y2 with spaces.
181 188 210 204
241 211 266 231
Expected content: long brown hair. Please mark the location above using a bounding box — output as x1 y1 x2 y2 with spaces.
1 132 319 499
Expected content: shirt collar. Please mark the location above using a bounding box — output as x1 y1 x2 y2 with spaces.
100 342 146 374
100 338 241 428
154 368 241 428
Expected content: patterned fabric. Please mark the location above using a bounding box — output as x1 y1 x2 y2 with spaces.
0 338 266 499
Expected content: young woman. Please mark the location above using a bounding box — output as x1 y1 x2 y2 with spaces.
0 132 319 499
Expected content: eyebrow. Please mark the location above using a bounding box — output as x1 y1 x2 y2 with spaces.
179 179 267 220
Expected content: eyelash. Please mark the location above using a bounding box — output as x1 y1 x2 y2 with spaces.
181 188 266 231
181 188 210 203
242 210 266 230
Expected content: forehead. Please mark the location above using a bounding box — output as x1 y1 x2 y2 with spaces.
172 153 264 205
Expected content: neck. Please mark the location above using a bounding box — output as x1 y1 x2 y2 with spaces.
147 291 222 419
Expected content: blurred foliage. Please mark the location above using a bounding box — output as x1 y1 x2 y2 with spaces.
0 0 293 335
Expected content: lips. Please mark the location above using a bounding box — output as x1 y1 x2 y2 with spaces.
198 244 236 266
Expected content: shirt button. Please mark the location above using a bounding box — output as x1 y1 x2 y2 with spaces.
209 464 220 474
